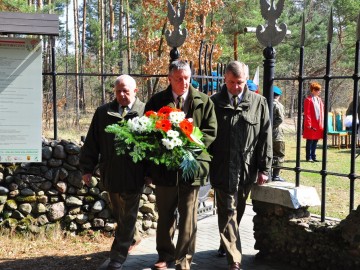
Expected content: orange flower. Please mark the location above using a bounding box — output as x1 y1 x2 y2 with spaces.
155 119 172 132
145 110 157 117
158 106 179 118
179 119 194 139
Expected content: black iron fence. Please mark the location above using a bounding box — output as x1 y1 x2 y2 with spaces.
43 11 360 222
270 13 360 222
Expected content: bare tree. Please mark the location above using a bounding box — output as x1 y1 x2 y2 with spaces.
74 0 80 125
118 0 124 73
65 0 69 111
80 0 87 111
126 0 131 73
100 0 105 104
109 0 114 42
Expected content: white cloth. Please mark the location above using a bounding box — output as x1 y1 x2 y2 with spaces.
344 115 359 128
313 96 320 121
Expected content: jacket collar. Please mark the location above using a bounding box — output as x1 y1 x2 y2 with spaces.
217 84 251 111
162 85 204 111
107 98 141 119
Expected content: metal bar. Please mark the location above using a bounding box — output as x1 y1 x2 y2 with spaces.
51 37 57 140
295 45 305 187
262 47 275 124
275 75 354 81
320 12 334 222
198 41 204 91
44 72 169 78
349 16 360 211
204 44 208 94
278 165 359 178
295 13 306 187
216 63 220 93
209 44 214 95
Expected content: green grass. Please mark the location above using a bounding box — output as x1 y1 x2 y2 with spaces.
280 132 360 220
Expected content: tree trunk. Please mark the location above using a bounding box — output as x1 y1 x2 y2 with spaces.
80 0 87 111
151 22 167 96
65 0 69 111
74 0 80 125
126 0 131 73
200 14 206 34
109 0 114 42
100 0 106 104
118 0 124 73
233 32 238 61
37 0 42 10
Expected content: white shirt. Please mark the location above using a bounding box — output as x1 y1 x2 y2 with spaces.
227 91 243 107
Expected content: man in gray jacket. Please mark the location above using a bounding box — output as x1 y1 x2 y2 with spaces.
80 75 145 270
210 61 272 270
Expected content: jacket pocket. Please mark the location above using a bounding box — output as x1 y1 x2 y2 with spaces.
195 152 211 182
242 114 259 125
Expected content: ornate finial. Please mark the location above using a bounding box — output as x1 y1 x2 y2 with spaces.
256 0 287 47
327 7 333 43
165 0 188 48
300 13 305 47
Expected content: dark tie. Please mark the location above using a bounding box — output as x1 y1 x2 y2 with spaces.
177 96 184 110
233 95 238 108
121 106 128 117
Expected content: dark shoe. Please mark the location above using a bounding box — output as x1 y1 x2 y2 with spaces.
217 245 226 257
153 260 172 270
229 262 241 270
313 159 320 162
272 176 285 182
107 259 123 270
128 238 142 253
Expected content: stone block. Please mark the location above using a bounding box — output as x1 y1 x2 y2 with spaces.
251 181 321 209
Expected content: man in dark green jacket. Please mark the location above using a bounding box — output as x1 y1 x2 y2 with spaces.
145 60 217 270
209 61 272 270
80 75 145 270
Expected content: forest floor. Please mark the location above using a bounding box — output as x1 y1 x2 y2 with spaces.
0 228 115 270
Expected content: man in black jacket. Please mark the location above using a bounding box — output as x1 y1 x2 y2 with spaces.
80 75 145 270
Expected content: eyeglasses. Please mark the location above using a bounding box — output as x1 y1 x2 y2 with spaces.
313 89 321 92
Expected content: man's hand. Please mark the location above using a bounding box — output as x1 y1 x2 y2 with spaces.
257 172 268 185
82 173 92 187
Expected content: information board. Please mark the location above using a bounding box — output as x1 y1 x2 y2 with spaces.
0 37 42 163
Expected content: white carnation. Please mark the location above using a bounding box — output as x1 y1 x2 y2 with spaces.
127 117 139 132
169 111 186 124
127 116 151 133
172 137 183 147
161 138 175 150
167 130 180 138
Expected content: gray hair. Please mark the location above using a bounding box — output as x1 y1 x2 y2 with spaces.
168 60 191 75
225 61 247 78
114 74 137 89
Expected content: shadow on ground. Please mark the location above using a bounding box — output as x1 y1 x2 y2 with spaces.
0 251 109 270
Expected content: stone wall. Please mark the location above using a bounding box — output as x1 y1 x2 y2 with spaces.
252 200 360 270
0 139 158 235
